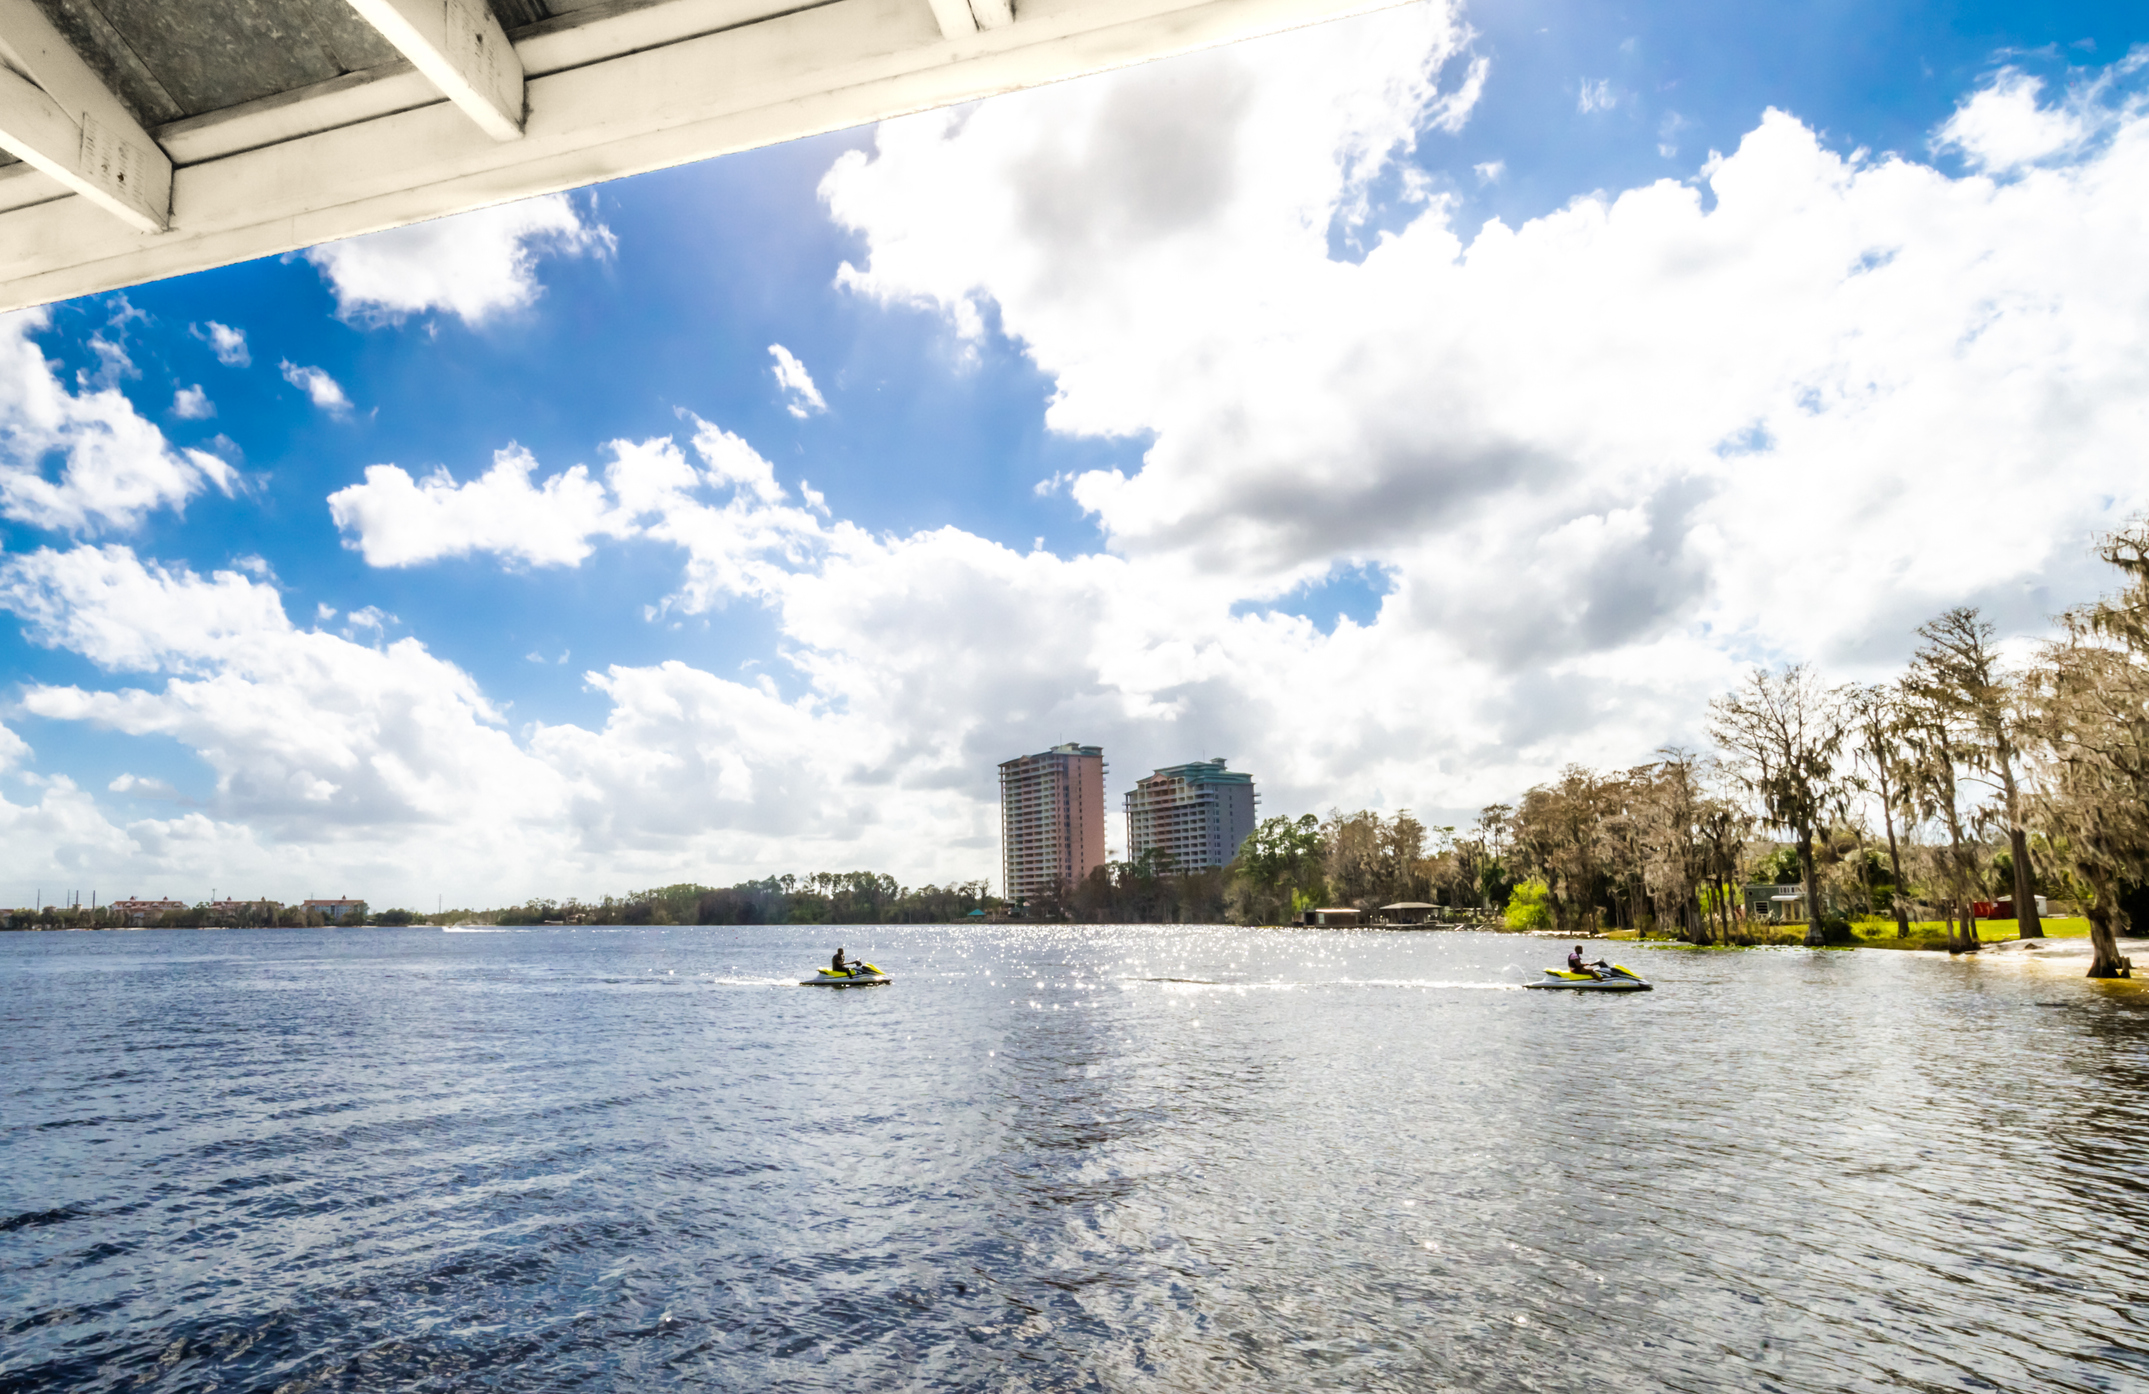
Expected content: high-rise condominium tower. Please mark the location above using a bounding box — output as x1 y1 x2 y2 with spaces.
998 743 1107 905
1124 759 1258 873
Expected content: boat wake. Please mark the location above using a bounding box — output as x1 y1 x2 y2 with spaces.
1123 976 1521 992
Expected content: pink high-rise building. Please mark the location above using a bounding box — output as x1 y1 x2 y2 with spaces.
998 743 1107 905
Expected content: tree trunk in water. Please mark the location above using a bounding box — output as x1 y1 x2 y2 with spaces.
2008 826 2043 939
2085 874 2132 978
1798 828 1825 946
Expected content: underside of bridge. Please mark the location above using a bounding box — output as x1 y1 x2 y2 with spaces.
0 0 1398 313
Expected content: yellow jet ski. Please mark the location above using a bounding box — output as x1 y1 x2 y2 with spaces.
1525 962 1652 991
802 962 891 987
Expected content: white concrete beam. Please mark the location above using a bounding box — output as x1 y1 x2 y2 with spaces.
925 0 978 39
0 0 171 232
0 0 1409 310
970 0 1016 29
345 0 525 141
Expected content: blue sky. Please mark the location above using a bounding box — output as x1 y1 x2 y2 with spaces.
3 0 2147 906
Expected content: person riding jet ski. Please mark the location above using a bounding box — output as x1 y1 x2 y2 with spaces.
831 946 854 976
1567 945 1608 980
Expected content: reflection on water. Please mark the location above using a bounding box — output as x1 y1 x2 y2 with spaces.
2 925 2145 1391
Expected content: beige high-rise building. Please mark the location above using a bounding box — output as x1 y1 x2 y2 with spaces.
998 743 1107 906
1124 759 1259 872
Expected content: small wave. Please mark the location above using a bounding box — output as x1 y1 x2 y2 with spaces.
1336 978 1523 990
1123 977 1519 992
706 976 798 987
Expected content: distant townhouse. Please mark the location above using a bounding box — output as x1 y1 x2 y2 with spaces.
999 744 1107 905
303 898 365 921
109 897 186 926
1124 759 1258 874
209 899 280 922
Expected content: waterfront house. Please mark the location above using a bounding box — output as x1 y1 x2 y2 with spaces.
109 897 187 926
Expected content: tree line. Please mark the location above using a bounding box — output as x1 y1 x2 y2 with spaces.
1134 519 2149 980
1466 520 2149 977
1 901 377 930
485 874 996 926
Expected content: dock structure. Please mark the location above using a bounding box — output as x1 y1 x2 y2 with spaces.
0 0 1412 311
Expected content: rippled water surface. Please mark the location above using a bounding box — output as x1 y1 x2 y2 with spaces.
4 925 2147 1392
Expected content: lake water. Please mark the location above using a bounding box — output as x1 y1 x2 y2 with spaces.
3 925 2145 1392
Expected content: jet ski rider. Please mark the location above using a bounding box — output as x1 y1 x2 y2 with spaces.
831 946 853 976
1567 945 1606 980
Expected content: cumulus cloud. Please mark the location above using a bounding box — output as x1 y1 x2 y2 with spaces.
0 540 990 898
808 21 2149 809
769 344 828 417
303 193 616 327
1935 69 2091 172
0 310 237 532
826 34 2149 623
109 773 186 801
0 721 29 774
197 321 250 367
171 385 213 419
0 543 298 672
327 423 824 611
328 445 632 568
1 545 550 841
280 361 352 417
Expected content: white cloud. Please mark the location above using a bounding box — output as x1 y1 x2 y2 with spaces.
326 423 823 612
0 310 237 533
0 544 298 672
0 540 987 898
199 321 250 367
342 605 395 639
327 445 632 568
172 385 214 419
1 545 556 847
303 193 616 327
1473 159 1504 183
109 773 185 801
280 361 352 417
1577 78 1617 114
825 3 1478 354
810 24 2149 808
80 331 135 391
769 343 828 417
1934 69 2091 172
0 721 28 774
